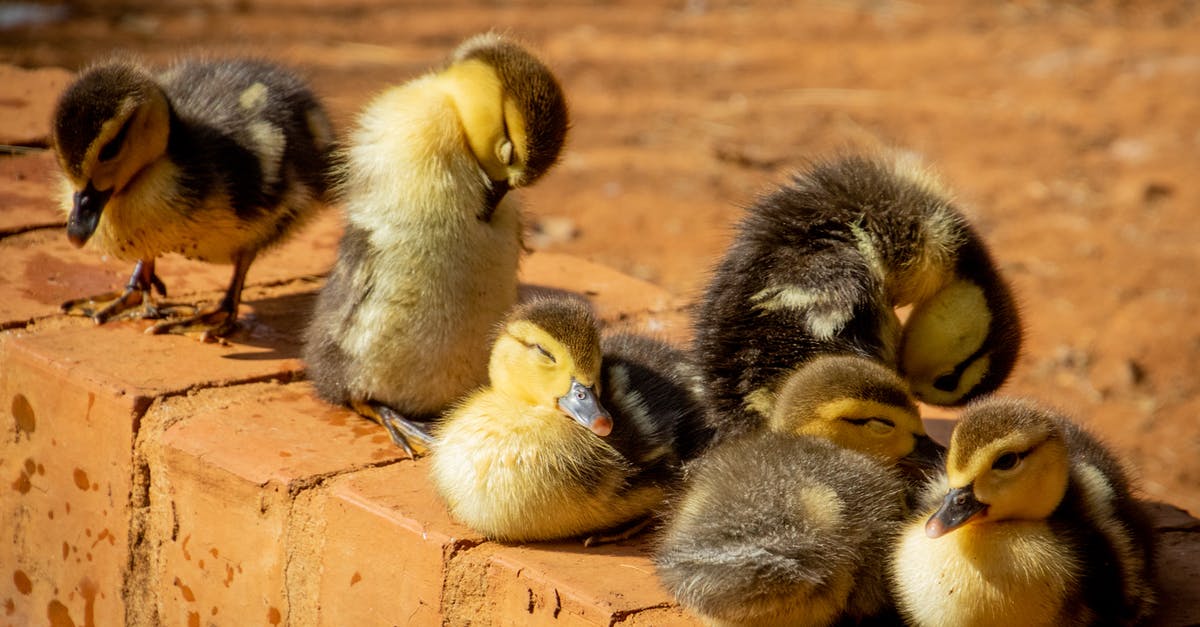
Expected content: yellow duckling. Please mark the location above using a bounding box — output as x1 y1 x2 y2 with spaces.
302 34 569 454
52 56 333 337
693 153 1022 443
654 355 943 627
890 397 1157 627
430 296 706 543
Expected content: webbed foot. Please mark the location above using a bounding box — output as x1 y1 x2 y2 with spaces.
582 516 654 547
61 259 167 324
351 400 436 458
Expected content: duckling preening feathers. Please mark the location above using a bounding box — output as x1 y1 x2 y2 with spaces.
302 34 569 453
693 153 1021 444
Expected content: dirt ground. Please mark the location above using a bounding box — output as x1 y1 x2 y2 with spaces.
3 1 1198 515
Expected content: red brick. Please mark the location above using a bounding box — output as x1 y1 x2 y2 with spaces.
521 252 679 322
0 151 62 235
312 462 485 626
149 382 407 625
0 64 72 146
1 334 140 625
0 300 320 625
481 539 696 626
0 208 343 329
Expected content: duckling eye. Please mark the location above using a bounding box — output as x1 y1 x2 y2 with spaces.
99 117 134 162
932 371 960 392
844 417 895 435
992 452 1021 471
533 344 555 363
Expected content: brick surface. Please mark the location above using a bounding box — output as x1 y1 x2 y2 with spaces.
0 64 72 147
150 382 407 626
0 151 62 235
0 297 319 626
0 334 137 627
313 463 484 626
520 252 680 322
481 540 694 626
0 209 344 330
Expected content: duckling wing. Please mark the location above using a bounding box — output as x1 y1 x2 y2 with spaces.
1055 419 1158 624
599 333 711 467
656 433 906 623
161 59 330 227
695 239 894 441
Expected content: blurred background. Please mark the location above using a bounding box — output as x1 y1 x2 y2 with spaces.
3 0 1198 514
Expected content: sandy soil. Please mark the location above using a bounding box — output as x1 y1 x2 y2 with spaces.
3 0 1198 514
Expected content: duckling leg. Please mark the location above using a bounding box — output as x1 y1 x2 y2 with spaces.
350 400 436 458
582 515 654 547
62 259 169 323
147 250 255 339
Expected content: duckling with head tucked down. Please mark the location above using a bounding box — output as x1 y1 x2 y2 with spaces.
302 34 569 454
430 296 706 543
890 397 1157 627
694 153 1021 444
52 56 333 338
654 355 944 627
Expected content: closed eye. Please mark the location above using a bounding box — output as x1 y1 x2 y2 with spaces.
533 344 555 362
843 417 895 428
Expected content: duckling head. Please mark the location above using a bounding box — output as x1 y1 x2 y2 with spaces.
52 61 171 248
898 275 1022 406
488 297 612 436
770 355 944 469
441 33 569 204
925 397 1069 538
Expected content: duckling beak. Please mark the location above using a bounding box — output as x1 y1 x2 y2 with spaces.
478 178 510 222
67 181 112 247
898 435 947 473
925 485 988 538
557 378 613 437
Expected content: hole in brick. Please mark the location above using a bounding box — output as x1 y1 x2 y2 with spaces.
12 394 35 435
47 599 73 627
12 471 31 494
73 469 89 491
12 571 32 595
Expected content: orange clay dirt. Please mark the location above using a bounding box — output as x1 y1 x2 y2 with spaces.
2 0 1198 517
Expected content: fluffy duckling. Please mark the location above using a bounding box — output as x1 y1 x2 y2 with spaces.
654 355 944 627
430 296 706 543
890 397 1157 627
52 56 332 337
303 34 569 455
693 153 1021 443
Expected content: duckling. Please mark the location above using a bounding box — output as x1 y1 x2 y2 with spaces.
654 355 944 627
890 397 1157 627
693 153 1021 444
52 56 333 338
429 296 706 543
302 33 569 455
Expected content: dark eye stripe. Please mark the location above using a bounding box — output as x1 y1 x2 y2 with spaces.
99 116 134 162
